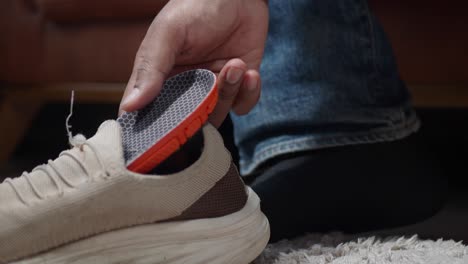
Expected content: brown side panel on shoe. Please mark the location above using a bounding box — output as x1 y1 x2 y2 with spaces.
170 162 248 221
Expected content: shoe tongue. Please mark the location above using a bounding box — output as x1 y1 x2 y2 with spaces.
86 120 125 165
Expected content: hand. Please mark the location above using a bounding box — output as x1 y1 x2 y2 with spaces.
119 0 268 127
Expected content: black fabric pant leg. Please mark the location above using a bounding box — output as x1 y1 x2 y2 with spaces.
249 135 447 242
218 118 447 243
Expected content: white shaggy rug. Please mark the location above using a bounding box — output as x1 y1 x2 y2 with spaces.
254 233 468 264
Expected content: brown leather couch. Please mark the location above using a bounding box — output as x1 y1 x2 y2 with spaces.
0 0 168 83
368 1 468 107
1 0 467 163
0 0 168 163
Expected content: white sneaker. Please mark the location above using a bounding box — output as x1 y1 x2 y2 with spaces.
0 121 269 263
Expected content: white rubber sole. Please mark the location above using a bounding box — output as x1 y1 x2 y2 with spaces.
16 188 270 264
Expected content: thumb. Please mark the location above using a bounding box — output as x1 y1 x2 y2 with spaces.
120 20 184 113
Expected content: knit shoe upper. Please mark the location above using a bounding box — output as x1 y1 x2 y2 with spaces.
0 121 247 263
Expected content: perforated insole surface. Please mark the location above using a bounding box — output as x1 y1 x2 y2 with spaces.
117 69 217 172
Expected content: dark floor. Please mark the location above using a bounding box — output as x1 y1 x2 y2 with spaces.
1 103 468 242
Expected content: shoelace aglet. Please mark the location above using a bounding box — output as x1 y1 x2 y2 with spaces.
65 90 87 148
65 90 75 143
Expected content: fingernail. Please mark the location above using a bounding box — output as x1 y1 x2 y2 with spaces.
226 67 243 84
121 89 140 108
247 77 258 92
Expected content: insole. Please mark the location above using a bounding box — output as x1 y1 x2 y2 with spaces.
117 69 217 173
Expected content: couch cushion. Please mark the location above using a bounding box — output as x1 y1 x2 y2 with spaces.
35 0 168 23
0 0 151 82
369 0 468 85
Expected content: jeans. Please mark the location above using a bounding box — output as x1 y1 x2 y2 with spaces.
231 0 420 176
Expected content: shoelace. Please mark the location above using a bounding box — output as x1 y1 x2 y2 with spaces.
3 140 108 206
2 91 109 205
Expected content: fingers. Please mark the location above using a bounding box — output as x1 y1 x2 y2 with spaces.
209 59 247 127
232 69 261 115
209 59 261 128
119 17 184 114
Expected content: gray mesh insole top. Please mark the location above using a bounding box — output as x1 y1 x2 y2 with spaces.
117 69 216 164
